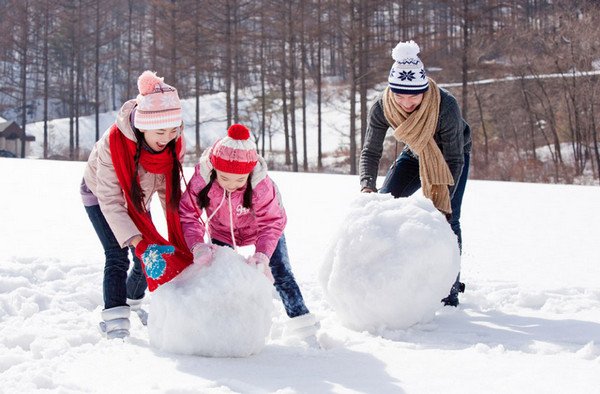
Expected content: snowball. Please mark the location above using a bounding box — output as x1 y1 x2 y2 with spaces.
148 246 274 357
320 193 460 332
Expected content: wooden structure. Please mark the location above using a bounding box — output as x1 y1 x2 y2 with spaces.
0 121 35 158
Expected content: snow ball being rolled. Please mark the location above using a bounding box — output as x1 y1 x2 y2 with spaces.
148 246 274 357
319 193 460 333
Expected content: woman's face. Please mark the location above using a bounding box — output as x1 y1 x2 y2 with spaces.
140 127 179 152
393 93 424 113
215 170 250 193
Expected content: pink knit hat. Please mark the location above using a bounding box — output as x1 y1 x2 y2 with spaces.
134 70 182 130
210 124 258 174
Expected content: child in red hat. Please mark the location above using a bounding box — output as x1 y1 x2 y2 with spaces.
179 124 318 341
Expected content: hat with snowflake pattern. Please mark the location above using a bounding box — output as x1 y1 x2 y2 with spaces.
134 70 182 130
388 41 429 95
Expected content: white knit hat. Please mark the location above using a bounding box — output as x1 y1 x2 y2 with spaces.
388 41 429 95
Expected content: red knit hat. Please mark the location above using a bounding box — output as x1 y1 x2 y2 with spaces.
210 124 258 174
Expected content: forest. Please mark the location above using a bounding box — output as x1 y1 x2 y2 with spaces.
1 0 599 184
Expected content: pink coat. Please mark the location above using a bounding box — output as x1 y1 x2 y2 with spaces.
179 147 286 258
83 100 186 247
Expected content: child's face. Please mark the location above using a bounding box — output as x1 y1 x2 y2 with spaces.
140 127 179 152
215 170 250 193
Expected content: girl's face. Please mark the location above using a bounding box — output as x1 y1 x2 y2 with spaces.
393 93 424 113
140 127 179 152
215 170 250 193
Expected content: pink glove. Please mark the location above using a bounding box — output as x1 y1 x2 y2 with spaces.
247 252 274 283
191 243 215 267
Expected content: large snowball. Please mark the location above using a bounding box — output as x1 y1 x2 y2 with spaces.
320 193 460 332
148 246 274 357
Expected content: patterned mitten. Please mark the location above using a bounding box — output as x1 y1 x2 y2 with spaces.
191 242 216 267
134 239 192 291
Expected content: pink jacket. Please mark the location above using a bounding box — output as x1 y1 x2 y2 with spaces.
179 147 286 258
83 99 186 247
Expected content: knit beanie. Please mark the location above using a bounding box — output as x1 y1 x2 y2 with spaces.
134 70 182 130
210 124 258 174
388 40 429 95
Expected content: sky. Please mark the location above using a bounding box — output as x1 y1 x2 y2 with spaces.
1 157 599 393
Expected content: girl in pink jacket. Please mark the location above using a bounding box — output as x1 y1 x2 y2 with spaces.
179 124 317 339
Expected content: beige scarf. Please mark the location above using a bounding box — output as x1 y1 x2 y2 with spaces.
382 78 454 213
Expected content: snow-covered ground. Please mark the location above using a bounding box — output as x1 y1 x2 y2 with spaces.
1 157 599 393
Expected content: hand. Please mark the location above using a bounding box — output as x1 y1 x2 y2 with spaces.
437 210 452 222
135 239 175 279
361 187 376 193
191 242 216 267
247 252 274 283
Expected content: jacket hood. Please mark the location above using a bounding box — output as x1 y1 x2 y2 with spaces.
115 100 138 143
197 146 268 188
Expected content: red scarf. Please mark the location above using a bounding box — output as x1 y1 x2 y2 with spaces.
109 124 192 291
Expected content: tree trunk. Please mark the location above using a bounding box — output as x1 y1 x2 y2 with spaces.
94 0 100 141
43 0 49 158
19 0 30 158
126 0 133 100
288 0 298 172
461 0 469 122
280 33 290 165
316 0 323 171
300 0 308 172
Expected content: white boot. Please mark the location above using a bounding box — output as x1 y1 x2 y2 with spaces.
284 313 320 347
127 298 148 326
99 306 131 339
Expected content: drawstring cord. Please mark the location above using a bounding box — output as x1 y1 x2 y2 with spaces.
227 192 237 250
204 190 237 250
180 166 237 250
205 190 226 245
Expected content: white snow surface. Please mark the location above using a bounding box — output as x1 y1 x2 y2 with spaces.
149 246 273 358
320 193 460 332
1 158 600 393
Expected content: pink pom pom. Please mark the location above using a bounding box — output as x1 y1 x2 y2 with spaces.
227 124 250 140
137 70 163 95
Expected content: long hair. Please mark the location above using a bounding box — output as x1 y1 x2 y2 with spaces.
197 169 254 210
130 127 182 213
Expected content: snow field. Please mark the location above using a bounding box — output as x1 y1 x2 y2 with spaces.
0 158 599 393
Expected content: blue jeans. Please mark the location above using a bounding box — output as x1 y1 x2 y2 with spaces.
212 234 310 318
85 204 147 309
380 153 470 298
380 152 469 250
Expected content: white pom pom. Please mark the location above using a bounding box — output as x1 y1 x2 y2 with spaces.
391 40 421 62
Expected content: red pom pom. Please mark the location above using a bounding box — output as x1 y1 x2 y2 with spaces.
227 124 250 140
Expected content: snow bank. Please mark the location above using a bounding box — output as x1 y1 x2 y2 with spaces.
320 193 460 332
148 246 273 357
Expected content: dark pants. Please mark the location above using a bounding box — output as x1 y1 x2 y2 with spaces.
212 234 310 318
85 204 147 309
380 152 470 297
380 152 469 249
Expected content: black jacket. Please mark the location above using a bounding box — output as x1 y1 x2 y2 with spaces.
359 87 472 198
